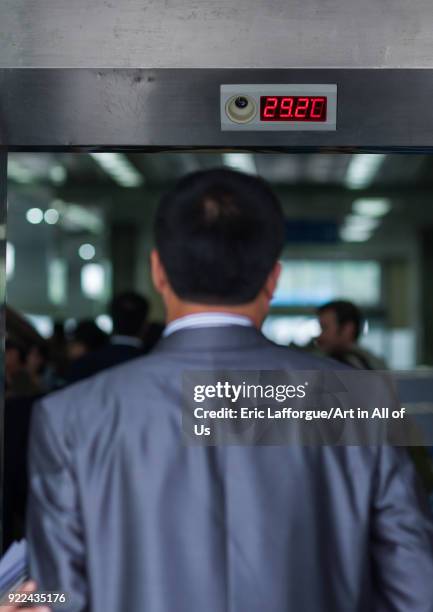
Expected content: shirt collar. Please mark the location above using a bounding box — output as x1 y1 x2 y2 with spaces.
163 312 254 337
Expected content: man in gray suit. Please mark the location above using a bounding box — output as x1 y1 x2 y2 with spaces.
27 169 433 611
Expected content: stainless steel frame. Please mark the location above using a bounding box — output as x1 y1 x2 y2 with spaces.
1 69 433 149
1 0 433 71
0 153 6 550
2 66 433 548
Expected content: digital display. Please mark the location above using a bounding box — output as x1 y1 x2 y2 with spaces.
260 96 327 122
221 84 336 131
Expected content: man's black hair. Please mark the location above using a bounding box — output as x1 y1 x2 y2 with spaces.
71 320 108 351
318 300 363 340
154 168 285 305
110 291 149 336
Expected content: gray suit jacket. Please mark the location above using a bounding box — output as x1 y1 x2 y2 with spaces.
27 326 433 612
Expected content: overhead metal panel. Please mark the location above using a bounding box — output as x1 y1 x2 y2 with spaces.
0 0 433 69
1 69 433 149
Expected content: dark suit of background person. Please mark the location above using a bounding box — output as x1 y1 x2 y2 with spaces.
65 292 149 383
27 169 433 612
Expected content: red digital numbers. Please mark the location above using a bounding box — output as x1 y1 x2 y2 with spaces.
262 97 279 118
260 96 327 122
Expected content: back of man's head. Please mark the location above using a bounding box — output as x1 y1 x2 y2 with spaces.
110 291 149 337
154 168 285 305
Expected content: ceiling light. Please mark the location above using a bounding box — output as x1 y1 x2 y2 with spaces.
44 209 60 224
81 263 105 299
7 160 35 184
339 213 381 243
339 227 371 242
26 208 44 224
222 153 257 174
6 242 15 279
79 243 96 260
90 153 144 188
345 154 386 189
344 215 380 232
49 165 67 185
352 198 391 217
48 258 67 305
59 204 103 234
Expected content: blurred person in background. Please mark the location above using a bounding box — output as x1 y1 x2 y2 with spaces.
47 320 69 383
4 320 106 545
4 337 49 547
66 320 108 361
5 339 40 398
141 320 165 352
317 299 433 493
64 291 149 383
26 344 50 393
5 339 27 386
5 307 55 395
316 299 387 369
64 320 109 383
109 290 149 355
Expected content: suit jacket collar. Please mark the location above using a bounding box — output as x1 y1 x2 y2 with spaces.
152 324 272 353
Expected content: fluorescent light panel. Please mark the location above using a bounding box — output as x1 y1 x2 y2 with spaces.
344 215 380 232
53 200 103 234
222 153 257 175
352 198 391 217
340 215 380 243
345 154 386 189
90 153 144 188
48 259 67 305
339 226 371 242
7 160 36 184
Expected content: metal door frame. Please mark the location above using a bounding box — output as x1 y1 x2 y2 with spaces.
2 67 433 549
0 153 6 550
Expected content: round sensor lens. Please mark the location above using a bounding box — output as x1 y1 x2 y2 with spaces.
225 95 257 124
235 97 249 109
